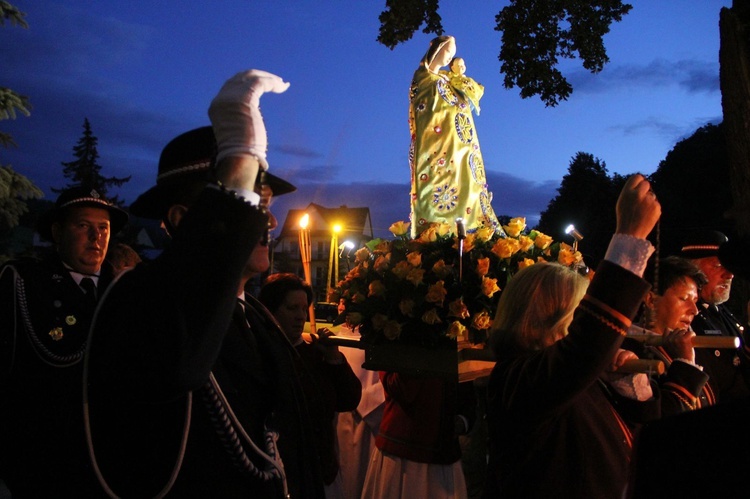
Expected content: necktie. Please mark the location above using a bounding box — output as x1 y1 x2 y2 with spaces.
80 277 98 305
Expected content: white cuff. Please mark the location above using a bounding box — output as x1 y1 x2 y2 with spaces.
206 183 260 206
673 358 704 371
609 373 654 401
604 234 654 277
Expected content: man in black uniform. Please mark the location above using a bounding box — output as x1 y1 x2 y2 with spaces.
84 70 325 498
0 187 127 496
681 230 749 403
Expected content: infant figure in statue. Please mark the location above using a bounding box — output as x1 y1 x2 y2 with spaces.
409 35 500 237
449 57 484 115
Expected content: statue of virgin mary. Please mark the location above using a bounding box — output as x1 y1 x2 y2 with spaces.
408 35 500 237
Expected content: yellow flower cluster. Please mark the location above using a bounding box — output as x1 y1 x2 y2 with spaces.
332 218 584 345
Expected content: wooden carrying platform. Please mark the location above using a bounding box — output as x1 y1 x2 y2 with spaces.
304 324 741 382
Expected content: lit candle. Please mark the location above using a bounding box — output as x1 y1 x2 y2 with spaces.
298 214 316 332
456 218 466 281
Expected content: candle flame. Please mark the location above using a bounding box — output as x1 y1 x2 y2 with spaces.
300 213 309 229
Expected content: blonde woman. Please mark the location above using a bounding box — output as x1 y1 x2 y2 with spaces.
483 174 661 499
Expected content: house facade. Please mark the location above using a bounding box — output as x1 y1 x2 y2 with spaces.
273 203 373 302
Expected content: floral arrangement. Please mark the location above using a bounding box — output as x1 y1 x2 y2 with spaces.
331 217 585 346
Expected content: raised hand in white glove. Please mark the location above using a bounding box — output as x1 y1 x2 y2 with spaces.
208 69 290 168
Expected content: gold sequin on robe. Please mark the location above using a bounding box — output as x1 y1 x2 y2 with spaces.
409 65 499 237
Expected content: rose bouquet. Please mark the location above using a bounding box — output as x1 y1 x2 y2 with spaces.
331 218 585 346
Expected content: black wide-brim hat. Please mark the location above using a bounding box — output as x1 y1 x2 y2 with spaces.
130 126 296 219
679 230 729 259
37 187 129 242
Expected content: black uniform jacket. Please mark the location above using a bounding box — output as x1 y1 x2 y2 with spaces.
0 252 114 497
85 189 324 498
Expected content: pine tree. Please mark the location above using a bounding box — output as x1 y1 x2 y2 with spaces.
0 165 42 233
54 118 131 204
0 1 41 238
0 1 31 147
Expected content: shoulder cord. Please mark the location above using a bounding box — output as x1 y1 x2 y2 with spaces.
82 393 192 499
203 372 287 496
13 266 84 367
82 268 191 499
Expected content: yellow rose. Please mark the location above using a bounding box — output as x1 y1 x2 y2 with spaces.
447 320 468 340
476 257 490 277
391 260 411 279
406 268 425 286
432 259 453 279
421 308 442 325
368 280 386 297
355 247 371 263
448 298 470 319
389 221 411 237
471 310 492 330
425 280 448 305
557 247 576 266
534 232 553 250
481 276 500 298
374 240 392 254
436 222 452 237
517 257 536 270
371 313 388 331
417 226 438 243
475 226 495 242
374 254 390 273
518 235 534 252
461 233 476 253
383 320 402 340
407 251 422 267
491 238 521 259
399 298 415 316
344 265 363 282
502 217 526 237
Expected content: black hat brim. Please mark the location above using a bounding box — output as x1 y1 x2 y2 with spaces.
719 238 750 280
130 171 296 220
37 202 128 242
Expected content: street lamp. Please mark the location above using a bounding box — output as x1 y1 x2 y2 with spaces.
327 223 342 300
565 224 584 252
339 241 355 272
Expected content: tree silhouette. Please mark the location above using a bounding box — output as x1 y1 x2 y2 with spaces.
650 122 732 255
0 1 41 239
0 1 31 147
377 0 632 106
53 118 131 204
537 152 619 267
719 2 750 237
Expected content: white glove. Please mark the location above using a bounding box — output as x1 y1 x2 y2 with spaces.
208 69 290 168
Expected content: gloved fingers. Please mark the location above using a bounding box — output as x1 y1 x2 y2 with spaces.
216 70 290 106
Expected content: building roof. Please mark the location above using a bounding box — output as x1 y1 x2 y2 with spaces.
278 203 373 239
